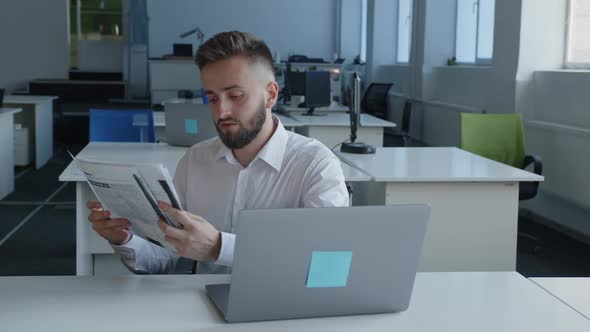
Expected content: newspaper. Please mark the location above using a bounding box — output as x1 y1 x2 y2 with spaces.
69 151 183 252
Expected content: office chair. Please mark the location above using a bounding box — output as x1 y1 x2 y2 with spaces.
361 83 393 120
385 99 413 147
361 83 413 147
460 113 543 252
89 109 156 143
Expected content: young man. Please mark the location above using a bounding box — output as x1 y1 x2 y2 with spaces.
86 31 349 274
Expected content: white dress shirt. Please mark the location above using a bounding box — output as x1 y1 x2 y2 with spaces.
111 116 349 274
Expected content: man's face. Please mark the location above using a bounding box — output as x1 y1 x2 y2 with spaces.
201 56 274 149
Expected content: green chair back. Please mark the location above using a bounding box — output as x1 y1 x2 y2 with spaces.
460 113 525 168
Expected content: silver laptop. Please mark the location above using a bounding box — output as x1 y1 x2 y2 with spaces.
164 103 218 146
206 205 430 323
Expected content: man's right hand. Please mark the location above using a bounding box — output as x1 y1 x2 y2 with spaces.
86 201 131 245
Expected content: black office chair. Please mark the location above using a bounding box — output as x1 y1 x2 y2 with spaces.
361 83 393 120
518 155 544 254
385 100 414 147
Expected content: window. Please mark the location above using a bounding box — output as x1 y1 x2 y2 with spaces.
360 0 367 63
566 0 590 68
69 0 123 67
455 0 495 64
396 0 413 63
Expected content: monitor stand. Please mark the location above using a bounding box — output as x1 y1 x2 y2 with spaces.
299 106 327 116
340 142 376 154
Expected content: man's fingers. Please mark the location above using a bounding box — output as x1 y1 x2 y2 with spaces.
86 200 102 210
163 235 184 254
92 218 130 231
158 201 181 218
102 227 129 238
158 201 192 229
159 220 186 240
88 210 110 222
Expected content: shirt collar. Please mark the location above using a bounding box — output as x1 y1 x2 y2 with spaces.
214 114 288 172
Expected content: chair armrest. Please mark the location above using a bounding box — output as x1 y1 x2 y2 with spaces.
523 155 543 176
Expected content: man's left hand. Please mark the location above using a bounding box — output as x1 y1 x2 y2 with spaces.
157 201 222 262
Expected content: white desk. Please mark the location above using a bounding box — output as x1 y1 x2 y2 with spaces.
531 277 590 320
289 113 396 148
2 272 590 331
59 142 369 275
4 95 57 169
278 102 349 113
338 147 544 272
153 109 303 134
0 108 22 199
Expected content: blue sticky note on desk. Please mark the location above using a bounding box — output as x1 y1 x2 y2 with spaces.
184 119 198 134
306 251 352 288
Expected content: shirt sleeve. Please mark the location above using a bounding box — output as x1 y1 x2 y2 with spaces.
214 232 236 267
110 234 180 274
302 152 350 208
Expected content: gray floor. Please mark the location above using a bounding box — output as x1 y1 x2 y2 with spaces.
0 125 589 277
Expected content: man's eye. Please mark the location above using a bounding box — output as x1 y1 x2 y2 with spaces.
230 94 243 100
208 97 218 103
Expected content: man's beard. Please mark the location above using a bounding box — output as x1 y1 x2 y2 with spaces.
215 100 267 149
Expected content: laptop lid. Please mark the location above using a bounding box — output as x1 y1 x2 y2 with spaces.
164 103 218 147
218 205 430 323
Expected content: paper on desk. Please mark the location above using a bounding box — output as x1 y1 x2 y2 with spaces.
69 152 184 252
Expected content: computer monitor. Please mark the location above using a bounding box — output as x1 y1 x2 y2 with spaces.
285 70 305 97
301 71 331 116
173 43 193 57
340 73 375 154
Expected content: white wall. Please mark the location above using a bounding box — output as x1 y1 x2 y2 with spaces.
147 0 338 61
515 0 567 119
78 40 124 72
339 0 363 63
0 0 69 92
414 0 523 146
365 0 395 83
421 0 455 97
513 0 590 209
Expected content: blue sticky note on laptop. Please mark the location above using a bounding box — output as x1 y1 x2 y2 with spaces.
184 119 198 134
306 251 352 288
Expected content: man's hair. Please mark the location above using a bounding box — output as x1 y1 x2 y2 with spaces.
195 31 274 77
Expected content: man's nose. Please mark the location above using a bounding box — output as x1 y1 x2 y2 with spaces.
216 98 232 119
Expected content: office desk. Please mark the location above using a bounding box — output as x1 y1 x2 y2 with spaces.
2 272 590 331
338 147 544 272
153 112 301 130
0 108 22 199
4 95 57 169
531 277 590 320
289 113 396 148
152 110 303 141
59 142 369 275
278 102 349 113
29 79 125 103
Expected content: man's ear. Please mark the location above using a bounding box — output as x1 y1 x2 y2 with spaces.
265 81 279 109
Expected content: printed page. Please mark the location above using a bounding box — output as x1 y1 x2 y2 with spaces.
72 156 183 252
